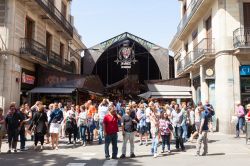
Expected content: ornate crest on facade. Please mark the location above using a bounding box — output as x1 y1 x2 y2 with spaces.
115 46 137 69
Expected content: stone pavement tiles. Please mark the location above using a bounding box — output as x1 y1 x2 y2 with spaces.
0 132 249 166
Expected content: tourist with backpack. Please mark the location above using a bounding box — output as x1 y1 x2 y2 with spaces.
196 106 213 156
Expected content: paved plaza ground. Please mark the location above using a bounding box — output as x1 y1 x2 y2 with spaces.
0 132 250 166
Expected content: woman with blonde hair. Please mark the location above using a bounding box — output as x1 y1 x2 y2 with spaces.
164 104 172 120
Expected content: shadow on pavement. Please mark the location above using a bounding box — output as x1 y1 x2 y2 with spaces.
0 146 145 166
207 153 226 156
207 140 219 143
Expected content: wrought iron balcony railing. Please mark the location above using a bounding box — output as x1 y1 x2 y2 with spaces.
64 59 73 73
48 51 62 67
20 38 73 72
176 59 184 74
35 0 73 37
177 0 203 36
233 27 250 48
20 38 48 62
193 38 215 61
183 51 193 69
175 38 215 75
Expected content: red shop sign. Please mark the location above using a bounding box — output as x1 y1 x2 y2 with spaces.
22 72 35 85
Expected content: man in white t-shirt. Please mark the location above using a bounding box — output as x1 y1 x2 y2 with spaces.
98 99 109 144
146 101 154 139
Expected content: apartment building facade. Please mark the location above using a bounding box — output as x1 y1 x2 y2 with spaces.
169 0 250 133
0 0 85 112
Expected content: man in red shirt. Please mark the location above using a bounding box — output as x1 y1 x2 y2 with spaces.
103 102 119 160
246 104 250 122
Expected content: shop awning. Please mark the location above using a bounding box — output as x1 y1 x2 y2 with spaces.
29 87 76 94
138 84 192 99
138 91 192 99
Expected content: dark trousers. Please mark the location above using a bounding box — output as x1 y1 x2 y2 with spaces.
68 128 77 143
161 135 170 151
8 129 18 150
19 128 26 149
34 133 45 146
146 122 152 138
80 125 87 143
104 133 118 158
174 126 185 150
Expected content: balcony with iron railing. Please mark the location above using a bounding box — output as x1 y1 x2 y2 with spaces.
176 58 184 74
177 0 203 36
35 0 73 37
192 38 215 61
20 38 73 73
64 59 73 73
233 27 250 48
183 51 193 69
175 38 215 75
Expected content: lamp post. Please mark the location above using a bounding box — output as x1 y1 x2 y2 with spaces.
71 48 99 58
70 48 100 75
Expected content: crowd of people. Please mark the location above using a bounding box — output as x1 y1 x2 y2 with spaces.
0 98 249 159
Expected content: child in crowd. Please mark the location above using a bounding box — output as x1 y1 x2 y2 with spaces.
159 112 173 153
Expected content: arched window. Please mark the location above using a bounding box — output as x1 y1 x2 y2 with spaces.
70 61 77 74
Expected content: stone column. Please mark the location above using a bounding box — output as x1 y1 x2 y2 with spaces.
215 53 235 134
200 65 208 104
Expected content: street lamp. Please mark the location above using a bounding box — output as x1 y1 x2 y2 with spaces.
71 48 99 58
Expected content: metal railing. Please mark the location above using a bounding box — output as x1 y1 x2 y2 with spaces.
35 0 73 37
233 27 250 48
175 38 215 75
48 51 62 67
64 59 73 72
184 51 193 69
20 38 48 62
20 38 73 72
193 38 215 61
176 59 184 74
177 0 203 35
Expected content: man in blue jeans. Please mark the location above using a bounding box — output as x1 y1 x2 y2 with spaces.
19 106 30 151
103 103 119 160
235 101 245 138
98 99 109 144
172 104 185 151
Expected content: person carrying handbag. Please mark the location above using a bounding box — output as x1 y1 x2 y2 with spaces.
29 102 48 151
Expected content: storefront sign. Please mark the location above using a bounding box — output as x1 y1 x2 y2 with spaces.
240 65 250 76
22 72 35 85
